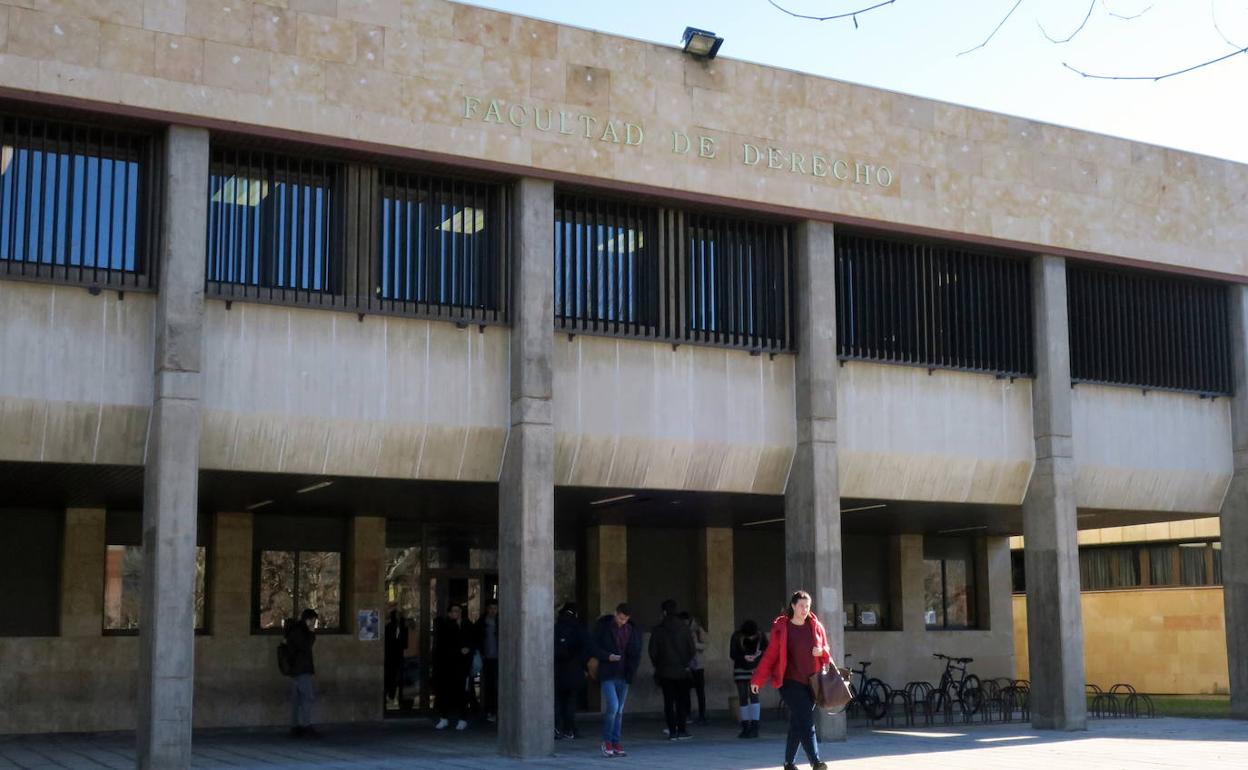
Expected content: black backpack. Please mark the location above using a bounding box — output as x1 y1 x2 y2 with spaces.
277 640 294 676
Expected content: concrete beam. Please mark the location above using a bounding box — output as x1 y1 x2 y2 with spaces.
138 125 209 769
1221 285 1248 720
1021 255 1087 731
785 220 846 741
498 178 555 758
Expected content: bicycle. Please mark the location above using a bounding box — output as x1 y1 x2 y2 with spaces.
930 653 982 717
844 654 889 721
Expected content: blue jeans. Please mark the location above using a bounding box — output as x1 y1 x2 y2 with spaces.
600 678 629 743
779 679 820 765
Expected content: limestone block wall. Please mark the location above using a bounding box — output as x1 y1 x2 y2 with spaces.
552 334 795 493
838 362 1034 504
200 301 509 481
1013 588 1229 694
0 281 154 465
1072 385 1232 513
0 0 1242 280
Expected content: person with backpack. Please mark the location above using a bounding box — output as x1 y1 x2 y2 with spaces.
553 602 588 740
590 602 642 758
730 619 767 738
283 608 320 738
649 599 696 741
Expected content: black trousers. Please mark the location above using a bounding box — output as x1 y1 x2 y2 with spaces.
555 685 581 736
482 658 499 716
384 658 402 701
690 668 707 719
778 680 821 765
435 667 466 720
659 677 690 735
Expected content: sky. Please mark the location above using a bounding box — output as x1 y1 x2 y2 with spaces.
463 0 1248 164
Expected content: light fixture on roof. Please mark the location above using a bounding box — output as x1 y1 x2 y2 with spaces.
296 480 334 494
681 27 723 59
590 493 636 506
245 499 274 511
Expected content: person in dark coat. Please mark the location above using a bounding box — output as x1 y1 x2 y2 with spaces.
649 599 696 740
477 600 499 722
590 602 642 758
384 606 409 708
286 608 320 738
433 604 475 731
553 602 588 739
730 619 767 738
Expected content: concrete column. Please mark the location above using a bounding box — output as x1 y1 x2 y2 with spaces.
1220 285 1248 720
348 516 387 721
60 508 106 637
586 524 628 622
1021 255 1086 731
138 125 209 769
785 220 846 741
498 177 555 758
209 513 252 636
893 534 925 632
695 527 734 656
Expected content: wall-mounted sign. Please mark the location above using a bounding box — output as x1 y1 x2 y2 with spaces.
462 96 894 188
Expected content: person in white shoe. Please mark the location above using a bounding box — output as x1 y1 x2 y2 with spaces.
432 604 475 731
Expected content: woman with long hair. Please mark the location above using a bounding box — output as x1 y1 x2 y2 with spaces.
729 619 767 738
749 590 830 770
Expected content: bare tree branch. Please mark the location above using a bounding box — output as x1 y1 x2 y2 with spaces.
1101 0 1153 21
767 0 897 24
958 0 1025 56
1063 44 1248 80
1038 0 1096 44
1211 0 1246 50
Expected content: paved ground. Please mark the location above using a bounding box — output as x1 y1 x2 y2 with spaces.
0 716 1244 769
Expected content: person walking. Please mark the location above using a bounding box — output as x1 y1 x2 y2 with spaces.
649 599 695 741
730 619 767 738
285 608 320 738
750 590 830 770
384 606 409 710
591 602 642 758
478 600 499 723
433 604 474 731
553 602 588 740
679 611 709 724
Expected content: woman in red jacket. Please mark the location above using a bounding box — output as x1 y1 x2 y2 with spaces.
750 590 830 770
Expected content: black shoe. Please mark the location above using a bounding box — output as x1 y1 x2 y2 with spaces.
812 763 827 770
303 726 323 739
748 720 760 738
290 727 304 738
675 730 693 740
783 764 799 770
737 721 750 739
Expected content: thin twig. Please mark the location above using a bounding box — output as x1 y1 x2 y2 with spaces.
1211 0 1246 50
1101 0 1152 21
958 0 1026 56
766 0 897 23
1063 45 1248 80
1038 0 1096 44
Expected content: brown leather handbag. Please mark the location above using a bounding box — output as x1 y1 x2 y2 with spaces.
809 664 854 713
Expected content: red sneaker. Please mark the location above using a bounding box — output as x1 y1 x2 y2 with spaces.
612 742 627 757
600 741 615 757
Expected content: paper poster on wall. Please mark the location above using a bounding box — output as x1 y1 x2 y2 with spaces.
357 609 380 641
860 611 877 627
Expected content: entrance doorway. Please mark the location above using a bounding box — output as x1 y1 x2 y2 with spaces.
422 568 499 715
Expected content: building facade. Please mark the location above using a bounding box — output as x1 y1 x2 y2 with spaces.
0 1 1245 766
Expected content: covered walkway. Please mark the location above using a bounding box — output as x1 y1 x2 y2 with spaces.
0 718 1242 769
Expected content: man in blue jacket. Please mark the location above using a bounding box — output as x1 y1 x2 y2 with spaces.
591 602 642 758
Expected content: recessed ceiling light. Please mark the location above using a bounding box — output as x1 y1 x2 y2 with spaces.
245 499 274 510
742 517 785 527
296 481 334 494
590 494 636 506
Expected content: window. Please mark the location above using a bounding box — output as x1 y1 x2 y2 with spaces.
207 146 337 297
1010 549 1026 593
1179 542 1211 586
1079 546 1141 590
0 510 62 636
554 194 794 352
379 171 505 315
1213 542 1223 585
923 537 977 629
256 550 342 631
843 535 890 630
836 231 1032 376
102 511 208 632
1068 263 1231 395
252 515 347 632
1 112 157 287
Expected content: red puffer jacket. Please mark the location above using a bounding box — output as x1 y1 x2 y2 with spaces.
750 613 832 690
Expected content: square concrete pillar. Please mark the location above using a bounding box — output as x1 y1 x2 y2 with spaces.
785 220 846 741
498 177 555 758
1021 255 1086 730
586 524 628 622
695 527 734 662
1220 285 1248 720
138 124 209 769
210 513 252 637
60 508 106 637
348 516 387 721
